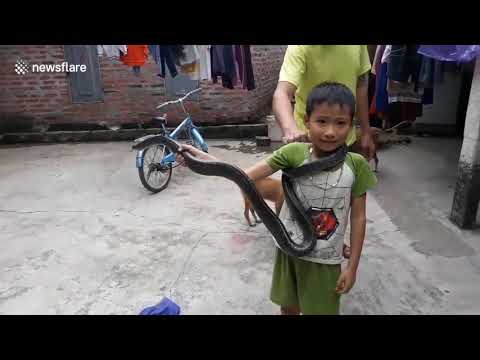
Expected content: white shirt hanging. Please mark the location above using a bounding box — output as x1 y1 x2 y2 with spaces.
97 45 127 58
381 45 392 64
179 45 200 66
197 45 212 81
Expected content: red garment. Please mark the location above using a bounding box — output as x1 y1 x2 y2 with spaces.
120 45 149 67
369 92 377 115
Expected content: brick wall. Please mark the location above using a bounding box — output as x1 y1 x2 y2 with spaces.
0 45 287 132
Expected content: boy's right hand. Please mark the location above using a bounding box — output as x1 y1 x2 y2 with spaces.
177 144 218 167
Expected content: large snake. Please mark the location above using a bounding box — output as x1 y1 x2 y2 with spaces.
132 135 347 257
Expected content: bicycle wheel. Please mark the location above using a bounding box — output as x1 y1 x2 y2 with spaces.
138 144 173 193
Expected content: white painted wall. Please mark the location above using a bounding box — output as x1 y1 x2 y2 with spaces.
416 71 462 125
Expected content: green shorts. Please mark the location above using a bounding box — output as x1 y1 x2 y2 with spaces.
270 248 341 315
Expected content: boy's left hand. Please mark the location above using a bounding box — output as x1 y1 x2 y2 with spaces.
336 268 357 294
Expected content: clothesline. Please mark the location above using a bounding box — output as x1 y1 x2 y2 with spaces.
97 45 256 90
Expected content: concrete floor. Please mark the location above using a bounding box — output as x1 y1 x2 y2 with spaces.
0 137 479 314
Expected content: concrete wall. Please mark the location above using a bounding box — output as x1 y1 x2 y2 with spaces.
0 45 287 132
416 71 462 126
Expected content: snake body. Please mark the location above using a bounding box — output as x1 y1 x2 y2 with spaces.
132 135 347 257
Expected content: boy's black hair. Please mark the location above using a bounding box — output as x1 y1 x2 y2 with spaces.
305 82 356 119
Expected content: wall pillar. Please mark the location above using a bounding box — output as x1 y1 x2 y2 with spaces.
450 58 480 229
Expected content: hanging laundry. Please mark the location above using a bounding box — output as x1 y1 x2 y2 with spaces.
120 45 149 74
370 45 426 127
241 45 255 90
170 45 186 65
180 61 201 80
148 45 161 64
145 44 255 89
197 45 212 81
234 45 244 85
222 45 237 89
419 57 435 88
149 45 178 78
387 45 422 84
211 45 226 83
381 45 392 63
418 45 480 63
369 44 469 128
179 45 201 80
371 45 386 75
387 79 424 104
211 45 235 89
418 57 436 105
376 62 389 112
210 45 255 90
179 45 199 66
370 45 386 116
385 45 424 105
97 45 127 58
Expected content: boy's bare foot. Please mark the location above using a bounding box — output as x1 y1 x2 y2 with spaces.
343 244 351 259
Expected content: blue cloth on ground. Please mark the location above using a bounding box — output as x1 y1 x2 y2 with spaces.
139 297 180 315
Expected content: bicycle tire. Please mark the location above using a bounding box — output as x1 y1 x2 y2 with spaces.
138 145 173 193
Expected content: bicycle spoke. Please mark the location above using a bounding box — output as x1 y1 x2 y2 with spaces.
146 168 153 182
155 169 164 184
145 151 154 166
158 145 166 163
152 145 161 162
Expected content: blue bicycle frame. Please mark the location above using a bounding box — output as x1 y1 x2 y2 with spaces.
136 116 208 168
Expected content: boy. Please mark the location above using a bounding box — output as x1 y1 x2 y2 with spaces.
179 82 377 315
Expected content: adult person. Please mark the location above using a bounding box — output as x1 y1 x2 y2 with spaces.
272 45 375 160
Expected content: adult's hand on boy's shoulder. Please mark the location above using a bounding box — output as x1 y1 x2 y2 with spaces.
336 268 357 294
282 128 309 144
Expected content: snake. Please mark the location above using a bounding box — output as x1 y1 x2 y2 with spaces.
132 135 347 258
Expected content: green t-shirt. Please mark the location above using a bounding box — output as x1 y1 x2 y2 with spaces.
266 143 377 263
279 45 371 146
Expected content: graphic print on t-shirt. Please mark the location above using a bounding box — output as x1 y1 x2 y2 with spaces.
307 207 339 241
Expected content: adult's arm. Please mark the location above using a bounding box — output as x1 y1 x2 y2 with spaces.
273 46 308 143
272 81 308 143
356 71 375 160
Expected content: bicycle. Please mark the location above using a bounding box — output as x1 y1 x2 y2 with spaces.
134 88 208 193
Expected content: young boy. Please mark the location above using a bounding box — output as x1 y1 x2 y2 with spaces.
179 82 377 315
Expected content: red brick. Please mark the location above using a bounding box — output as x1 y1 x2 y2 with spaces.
1 45 286 129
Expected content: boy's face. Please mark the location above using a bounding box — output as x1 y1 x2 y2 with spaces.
304 102 352 153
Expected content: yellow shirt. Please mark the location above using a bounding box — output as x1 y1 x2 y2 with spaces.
279 45 371 145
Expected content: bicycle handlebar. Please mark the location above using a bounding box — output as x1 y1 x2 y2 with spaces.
156 88 202 110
